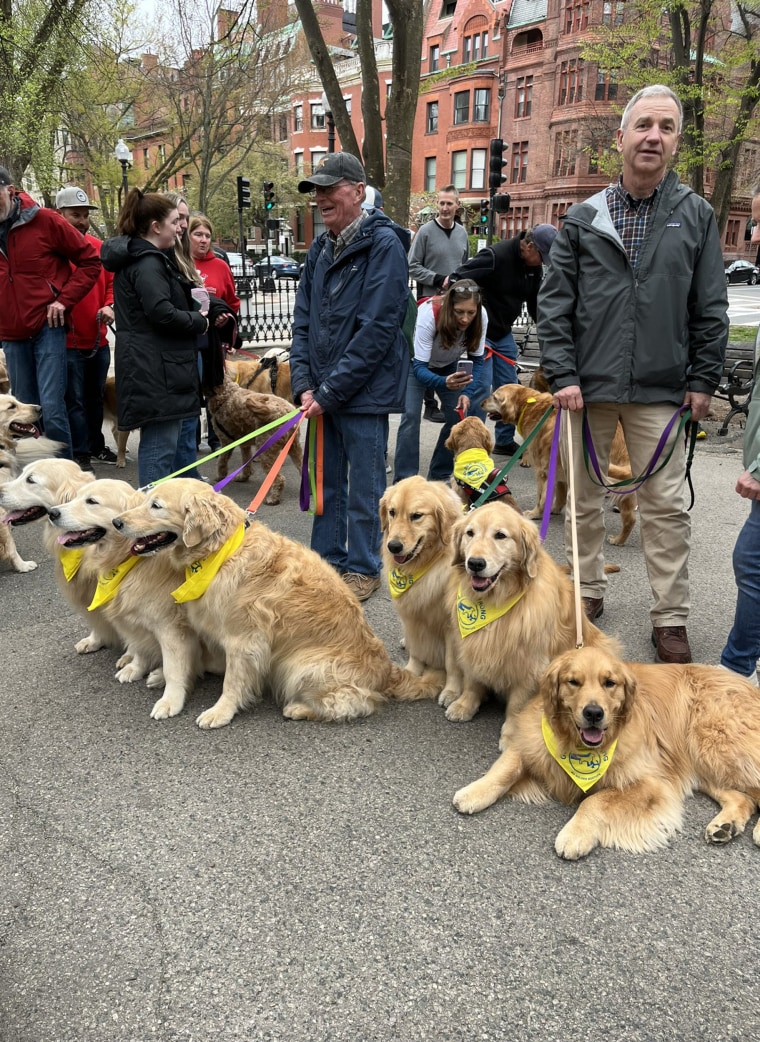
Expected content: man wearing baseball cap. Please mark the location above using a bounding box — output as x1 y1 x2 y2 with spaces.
290 152 411 602
56 186 117 466
0 168 100 457
448 222 558 455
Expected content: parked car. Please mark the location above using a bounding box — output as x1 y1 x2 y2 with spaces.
725 259 760 285
225 252 245 275
252 255 300 282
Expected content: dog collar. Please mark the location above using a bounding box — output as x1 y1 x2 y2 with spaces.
59 547 84 581
171 522 246 603
541 714 617 792
88 555 142 610
388 560 433 599
456 585 525 637
515 398 537 438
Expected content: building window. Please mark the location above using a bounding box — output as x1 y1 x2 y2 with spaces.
515 76 533 118
278 114 288 140
451 150 467 190
511 141 529 184
424 157 437 192
471 148 487 190
505 206 531 237
602 0 625 25
294 152 304 176
595 70 618 101
294 104 303 132
463 36 471 63
311 150 326 172
158 144 166 163
564 0 590 32
463 31 488 62
345 97 352 115
726 218 741 249
310 102 325 130
427 101 439 133
430 44 440 72
553 129 578 177
551 202 571 225
442 0 457 14
473 88 490 122
558 59 583 105
453 91 470 125
143 147 150 168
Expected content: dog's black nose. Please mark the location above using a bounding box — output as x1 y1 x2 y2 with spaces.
48 508 60 521
112 517 124 530
467 556 487 573
387 539 403 554
582 704 604 726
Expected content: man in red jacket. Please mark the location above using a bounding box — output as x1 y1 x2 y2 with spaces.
56 186 117 466
0 168 100 457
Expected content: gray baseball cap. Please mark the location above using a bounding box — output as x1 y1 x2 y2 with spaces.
531 224 558 263
55 186 98 210
298 152 366 193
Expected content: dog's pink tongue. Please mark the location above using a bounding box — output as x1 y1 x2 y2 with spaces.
581 728 604 746
471 575 491 592
56 532 81 546
2 510 26 524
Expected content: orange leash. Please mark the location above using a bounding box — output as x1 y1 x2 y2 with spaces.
244 414 305 515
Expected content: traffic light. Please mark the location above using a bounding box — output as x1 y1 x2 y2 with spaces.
479 199 489 224
489 138 507 191
236 175 251 209
263 181 276 211
492 193 512 213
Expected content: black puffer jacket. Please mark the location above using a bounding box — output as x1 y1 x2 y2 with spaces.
101 235 207 430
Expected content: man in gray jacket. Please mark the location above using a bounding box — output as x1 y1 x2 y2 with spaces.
538 84 728 664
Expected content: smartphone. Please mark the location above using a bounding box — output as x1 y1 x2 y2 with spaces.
456 359 473 378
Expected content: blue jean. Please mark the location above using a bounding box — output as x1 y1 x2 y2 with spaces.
721 499 760 678
138 419 183 487
393 368 465 482
65 345 110 458
312 412 388 577
468 332 518 446
3 325 72 457
174 415 202 479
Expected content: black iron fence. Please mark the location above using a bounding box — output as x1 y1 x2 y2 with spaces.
235 275 298 345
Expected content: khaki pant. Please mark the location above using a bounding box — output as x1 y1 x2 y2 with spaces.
560 403 690 626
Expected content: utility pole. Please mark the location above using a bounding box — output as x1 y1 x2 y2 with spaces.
236 176 251 276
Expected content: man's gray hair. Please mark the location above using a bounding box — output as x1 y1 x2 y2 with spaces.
620 85 683 133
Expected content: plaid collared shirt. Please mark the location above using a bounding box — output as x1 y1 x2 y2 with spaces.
331 209 368 259
605 176 662 271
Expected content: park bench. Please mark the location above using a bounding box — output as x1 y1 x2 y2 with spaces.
714 339 757 436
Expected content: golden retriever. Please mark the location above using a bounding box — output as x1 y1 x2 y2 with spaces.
226 355 292 401
206 377 303 503
454 645 760 859
0 459 98 623
0 440 73 573
482 384 637 546
443 416 522 514
112 478 440 729
446 501 620 728
102 377 132 468
0 350 10 394
0 392 61 456
48 478 220 716
379 476 463 704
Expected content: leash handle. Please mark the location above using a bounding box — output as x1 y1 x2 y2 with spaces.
245 414 304 515
582 406 692 494
300 415 324 515
564 412 585 647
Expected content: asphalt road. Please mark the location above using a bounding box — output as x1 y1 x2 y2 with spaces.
0 408 758 1042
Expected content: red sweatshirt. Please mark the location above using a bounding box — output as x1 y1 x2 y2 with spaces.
66 234 115 351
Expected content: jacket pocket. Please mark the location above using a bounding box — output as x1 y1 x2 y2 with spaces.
162 354 197 396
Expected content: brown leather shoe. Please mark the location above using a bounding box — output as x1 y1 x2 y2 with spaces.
582 597 604 621
651 626 692 664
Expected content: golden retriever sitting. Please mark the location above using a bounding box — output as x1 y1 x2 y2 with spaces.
482 384 636 546
379 476 463 703
0 440 72 573
454 645 760 859
444 417 522 514
206 377 302 503
446 501 619 728
112 478 440 729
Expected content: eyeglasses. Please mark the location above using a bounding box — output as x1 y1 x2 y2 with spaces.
311 180 352 195
450 283 480 298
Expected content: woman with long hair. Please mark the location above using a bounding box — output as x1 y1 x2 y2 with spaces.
101 189 208 486
393 278 487 481
188 214 240 318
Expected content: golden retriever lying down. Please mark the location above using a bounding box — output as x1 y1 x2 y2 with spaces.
482 384 637 546
446 501 619 729
380 477 463 703
113 478 440 729
0 460 99 632
206 377 303 503
454 646 760 859
443 417 522 514
49 478 222 716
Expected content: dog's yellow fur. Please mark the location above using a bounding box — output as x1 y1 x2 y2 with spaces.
112 478 439 729
443 416 522 514
454 645 760 859
226 357 292 400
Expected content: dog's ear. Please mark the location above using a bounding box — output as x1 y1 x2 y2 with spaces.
450 515 468 567
483 425 495 453
58 472 96 503
519 519 541 579
618 663 637 723
444 427 457 453
378 490 390 534
181 493 230 550
540 655 566 718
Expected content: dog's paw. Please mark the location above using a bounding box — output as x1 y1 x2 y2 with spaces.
444 696 479 722
196 704 235 729
437 686 460 708
115 652 133 669
233 473 250 483
75 633 105 654
13 558 38 573
150 694 184 720
282 702 318 721
705 821 740 844
116 459 126 468
264 494 282 505
452 781 495 815
524 507 541 519
607 533 625 546
115 663 144 684
554 819 597 860
146 668 165 688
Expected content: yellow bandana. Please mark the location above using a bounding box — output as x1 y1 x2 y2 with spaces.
515 397 537 441
388 560 433 599
59 547 84 581
541 714 618 792
452 448 496 489
456 585 526 637
171 523 246 603
88 555 142 610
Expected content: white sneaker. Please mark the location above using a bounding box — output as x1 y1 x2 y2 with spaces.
717 663 759 687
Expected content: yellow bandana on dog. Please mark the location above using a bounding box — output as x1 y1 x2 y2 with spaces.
514 397 537 443
541 714 617 792
171 523 246 603
59 547 84 581
388 561 433 599
456 585 525 637
453 448 495 489
88 555 142 610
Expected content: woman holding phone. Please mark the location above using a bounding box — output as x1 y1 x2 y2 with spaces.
394 278 487 481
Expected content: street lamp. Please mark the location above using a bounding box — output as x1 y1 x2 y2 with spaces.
114 138 133 205
320 91 335 154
